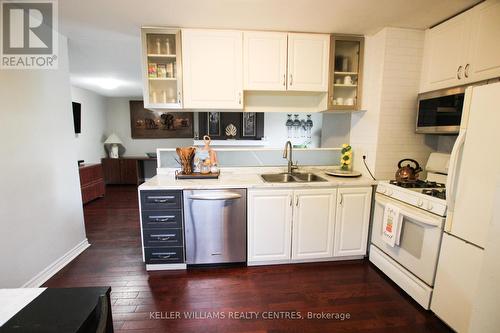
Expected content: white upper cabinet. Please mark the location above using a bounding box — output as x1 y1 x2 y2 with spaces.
420 0 500 92
287 33 330 92
420 13 471 92
334 187 372 257
181 29 243 109
243 31 288 91
291 189 336 260
467 0 500 82
247 189 293 264
141 28 183 109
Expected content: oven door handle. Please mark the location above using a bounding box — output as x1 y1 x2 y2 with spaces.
375 196 442 228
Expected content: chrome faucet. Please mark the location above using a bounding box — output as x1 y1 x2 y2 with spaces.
283 141 298 174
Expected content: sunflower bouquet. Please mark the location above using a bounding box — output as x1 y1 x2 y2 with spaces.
340 144 352 171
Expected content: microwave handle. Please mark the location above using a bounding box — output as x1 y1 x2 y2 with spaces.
375 195 441 228
446 130 466 212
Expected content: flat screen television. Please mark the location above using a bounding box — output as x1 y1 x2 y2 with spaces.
72 102 81 134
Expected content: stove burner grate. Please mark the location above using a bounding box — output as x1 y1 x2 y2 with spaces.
389 179 445 189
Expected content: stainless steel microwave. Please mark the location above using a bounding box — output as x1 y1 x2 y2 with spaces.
416 86 465 134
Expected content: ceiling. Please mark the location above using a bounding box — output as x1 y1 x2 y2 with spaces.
61 0 481 97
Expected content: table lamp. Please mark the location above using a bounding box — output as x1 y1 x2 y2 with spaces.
104 133 123 158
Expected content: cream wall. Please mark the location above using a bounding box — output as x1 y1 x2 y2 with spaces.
351 27 439 179
0 36 88 287
71 86 107 163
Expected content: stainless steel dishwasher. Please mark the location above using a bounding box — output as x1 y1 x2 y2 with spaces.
183 189 246 265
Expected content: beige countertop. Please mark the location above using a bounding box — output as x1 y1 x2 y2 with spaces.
139 167 377 191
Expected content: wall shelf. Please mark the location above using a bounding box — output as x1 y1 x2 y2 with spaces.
147 54 177 58
148 77 177 81
193 140 269 147
333 84 358 87
334 71 358 75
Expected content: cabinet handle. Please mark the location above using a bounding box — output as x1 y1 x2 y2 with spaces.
238 92 242 105
457 65 463 80
152 234 175 241
295 195 299 206
289 74 293 86
153 252 176 259
149 215 175 222
283 74 286 86
178 91 181 104
340 194 344 205
464 64 470 78
289 195 292 206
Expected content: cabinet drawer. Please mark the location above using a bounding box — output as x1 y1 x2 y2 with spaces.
140 191 182 210
143 229 183 247
145 247 184 264
141 210 182 229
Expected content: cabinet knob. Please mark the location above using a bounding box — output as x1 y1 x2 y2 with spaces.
238 92 242 105
289 74 293 86
283 74 286 87
457 65 463 80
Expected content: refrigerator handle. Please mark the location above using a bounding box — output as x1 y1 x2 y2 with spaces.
446 130 466 212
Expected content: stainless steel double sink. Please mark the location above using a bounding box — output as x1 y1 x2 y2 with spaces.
261 172 327 183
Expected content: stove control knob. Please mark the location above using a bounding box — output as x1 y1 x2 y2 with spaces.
387 189 393 196
427 202 434 210
379 187 386 194
417 199 424 207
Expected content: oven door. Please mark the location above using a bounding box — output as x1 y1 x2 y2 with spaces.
371 194 445 286
416 87 465 134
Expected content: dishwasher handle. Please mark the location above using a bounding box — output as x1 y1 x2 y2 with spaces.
188 193 242 201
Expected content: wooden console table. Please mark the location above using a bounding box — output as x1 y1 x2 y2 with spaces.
101 157 157 185
79 163 105 204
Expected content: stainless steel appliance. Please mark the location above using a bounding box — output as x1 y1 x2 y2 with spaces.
183 189 247 265
369 153 450 309
416 86 465 134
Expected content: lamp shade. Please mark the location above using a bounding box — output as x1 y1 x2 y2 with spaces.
104 133 123 145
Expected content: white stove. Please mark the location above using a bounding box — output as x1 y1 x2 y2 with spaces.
370 153 450 309
376 181 447 217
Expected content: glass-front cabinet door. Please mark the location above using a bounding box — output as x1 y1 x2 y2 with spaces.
141 28 182 109
327 35 364 111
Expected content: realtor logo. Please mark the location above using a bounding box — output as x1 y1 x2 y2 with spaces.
1 0 58 69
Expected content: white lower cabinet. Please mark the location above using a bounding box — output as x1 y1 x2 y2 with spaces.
247 186 372 265
247 190 293 263
292 189 336 260
334 187 372 257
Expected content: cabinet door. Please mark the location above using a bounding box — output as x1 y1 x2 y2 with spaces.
287 33 330 92
292 189 336 260
420 12 471 92
141 28 183 109
243 31 288 91
182 29 243 109
431 233 484 333
120 159 139 185
247 190 292 263
101 158 121 185
466 1 500 82
334 187 372 257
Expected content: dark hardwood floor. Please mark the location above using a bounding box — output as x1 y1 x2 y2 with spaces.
45 185 451 333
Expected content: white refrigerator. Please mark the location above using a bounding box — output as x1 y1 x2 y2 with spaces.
431 82 500 332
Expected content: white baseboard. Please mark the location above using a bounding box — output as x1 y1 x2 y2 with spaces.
22 239 91 288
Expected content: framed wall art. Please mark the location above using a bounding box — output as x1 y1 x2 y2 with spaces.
130 101 193 139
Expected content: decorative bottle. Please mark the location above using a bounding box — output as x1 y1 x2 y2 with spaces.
285 114 293 139
292 114 301 139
